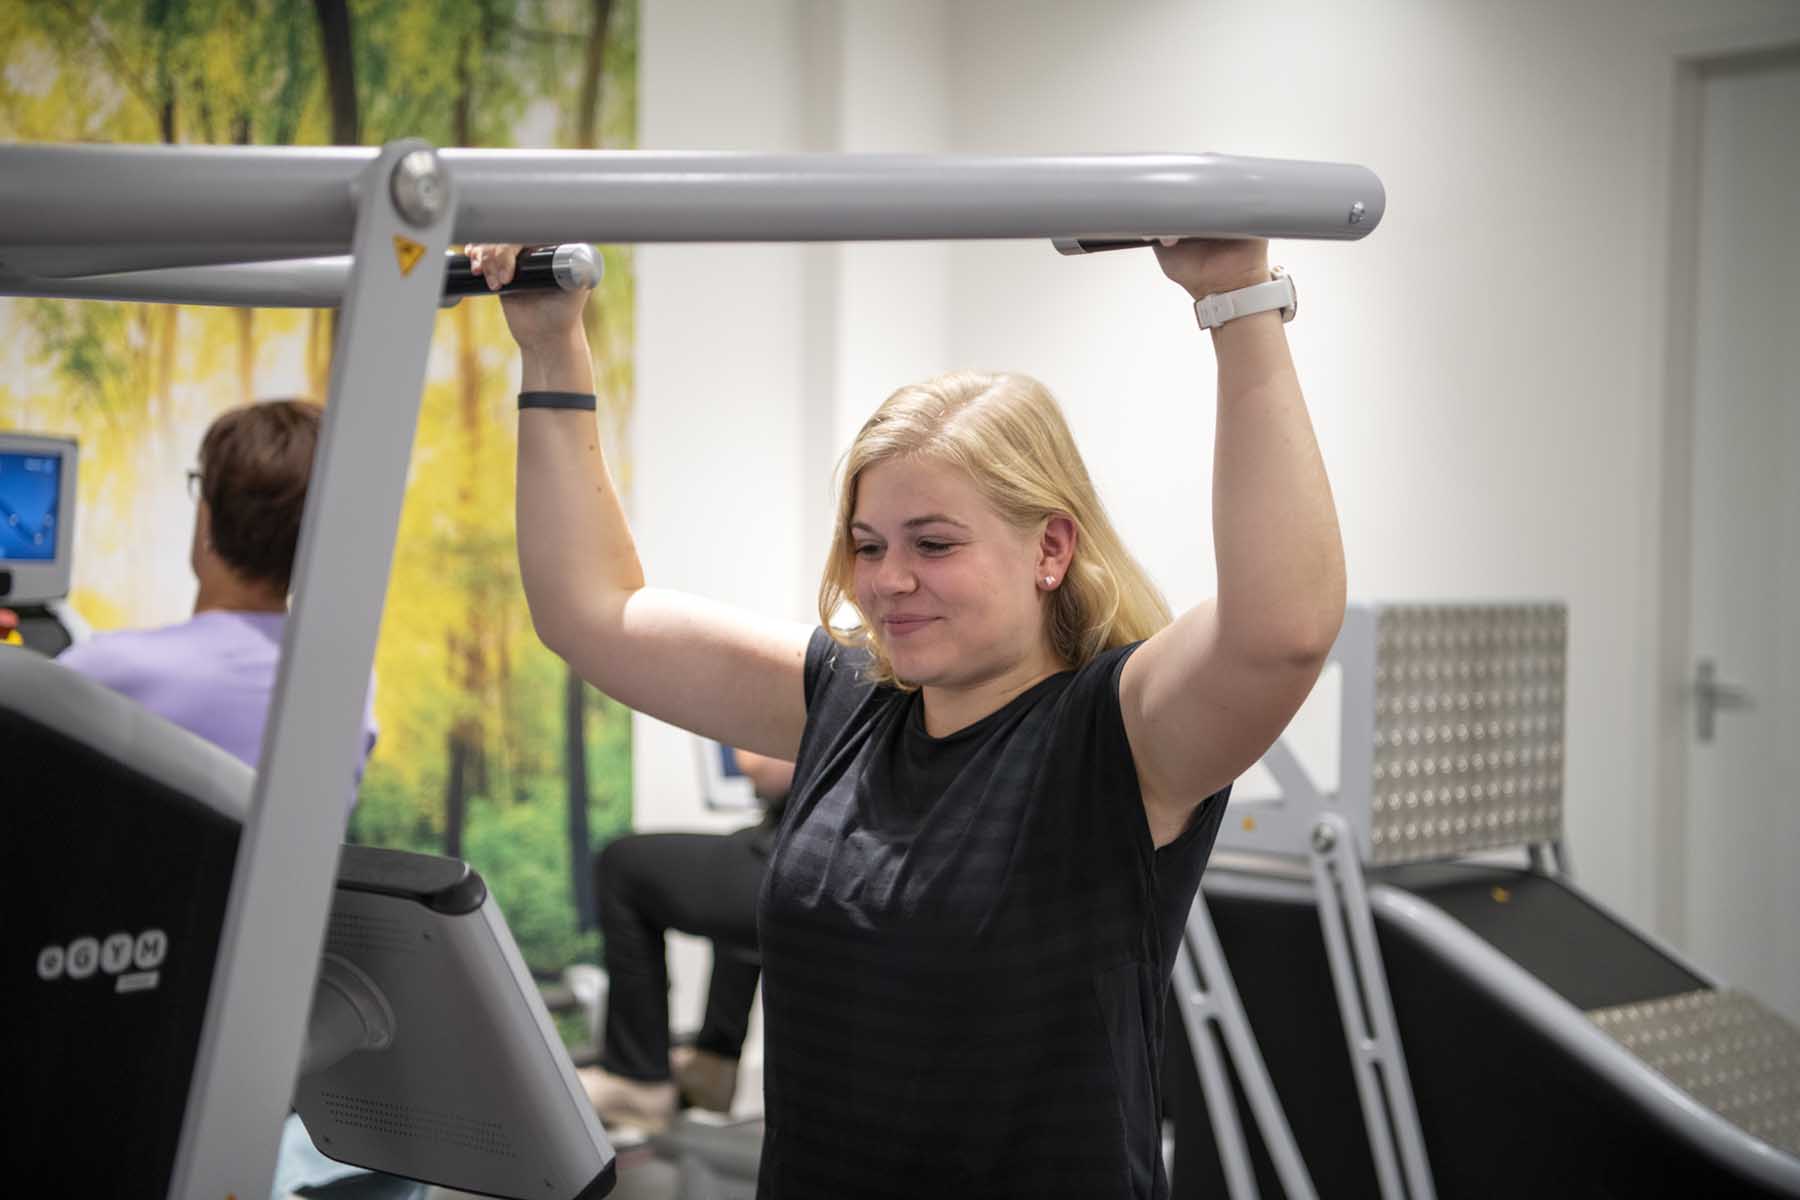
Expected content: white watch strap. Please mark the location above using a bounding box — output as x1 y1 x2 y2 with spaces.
1193 269 1297 330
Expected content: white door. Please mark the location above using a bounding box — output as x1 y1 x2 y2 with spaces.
1684 53 1800 1024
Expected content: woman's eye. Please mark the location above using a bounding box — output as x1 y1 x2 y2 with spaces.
918 540 953 554
853 543 881 558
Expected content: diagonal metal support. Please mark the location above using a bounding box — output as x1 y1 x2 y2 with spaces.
164 139 457 1200
1174 894 1319 1199
1309 813 1436 1200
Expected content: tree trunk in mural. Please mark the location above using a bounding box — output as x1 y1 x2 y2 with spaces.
313 0 359 145
577 0 616 149
313 0 358 380
150 22 182 582
445 731 469 859
234 115 256 403
565 668 595 928
444 297 488 857
562 0 617 929
442 17 496 859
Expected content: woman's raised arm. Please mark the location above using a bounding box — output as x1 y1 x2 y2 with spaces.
472 244 814 761
1119 238 1347 847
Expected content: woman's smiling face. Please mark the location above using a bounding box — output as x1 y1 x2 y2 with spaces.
849 455 1050 689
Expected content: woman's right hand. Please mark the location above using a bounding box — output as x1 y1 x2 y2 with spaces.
466 243 592 352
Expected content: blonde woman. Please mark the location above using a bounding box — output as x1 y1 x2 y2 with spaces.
471 237 1344 1199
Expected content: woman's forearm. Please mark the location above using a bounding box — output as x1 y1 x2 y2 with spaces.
1209 309 1346 662
515 328 645 654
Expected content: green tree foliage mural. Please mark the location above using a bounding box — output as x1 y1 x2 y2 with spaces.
0 0 638 978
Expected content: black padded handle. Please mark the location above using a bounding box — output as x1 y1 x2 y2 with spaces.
442 244 602 296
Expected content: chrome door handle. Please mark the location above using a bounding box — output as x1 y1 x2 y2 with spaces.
1694 658 1754 743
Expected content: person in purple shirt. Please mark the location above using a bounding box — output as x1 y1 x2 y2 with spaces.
56 398 403 1200
57 399 377 806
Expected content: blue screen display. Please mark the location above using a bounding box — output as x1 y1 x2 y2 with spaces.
0 451 62 562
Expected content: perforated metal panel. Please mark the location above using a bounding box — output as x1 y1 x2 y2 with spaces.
1367 604 1567 865
318 1090 520 1159
1589 989 1800 1159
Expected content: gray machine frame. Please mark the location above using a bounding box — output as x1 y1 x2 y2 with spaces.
1201 864 1800 1194
1212 600 1800 1199
0 140 1384 1200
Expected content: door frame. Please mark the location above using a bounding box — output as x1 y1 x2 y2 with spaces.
1649 19 1800 947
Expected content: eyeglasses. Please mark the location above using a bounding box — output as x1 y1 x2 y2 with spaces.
186 469 203 501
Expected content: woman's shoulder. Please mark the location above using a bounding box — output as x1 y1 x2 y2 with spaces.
1058 639 1147 706
805 627 877 695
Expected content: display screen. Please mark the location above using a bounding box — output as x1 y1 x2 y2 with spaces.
0 451 62 562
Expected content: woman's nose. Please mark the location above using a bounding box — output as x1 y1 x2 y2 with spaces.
874 556 914 596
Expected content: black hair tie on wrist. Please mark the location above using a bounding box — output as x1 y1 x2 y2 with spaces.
518 391 598 411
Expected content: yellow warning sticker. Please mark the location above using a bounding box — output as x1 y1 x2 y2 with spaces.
392 235 426 277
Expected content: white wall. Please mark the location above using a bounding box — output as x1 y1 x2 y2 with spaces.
631 0 1800 1062
936 0 1799 928
635 0 814 841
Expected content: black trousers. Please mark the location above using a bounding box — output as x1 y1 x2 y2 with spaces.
592 825 769 1081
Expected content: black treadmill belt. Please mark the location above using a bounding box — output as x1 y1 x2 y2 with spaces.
1374 863 1706 1010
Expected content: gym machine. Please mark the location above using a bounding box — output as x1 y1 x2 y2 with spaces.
1171 603 1800 1198
1 141 1383 1199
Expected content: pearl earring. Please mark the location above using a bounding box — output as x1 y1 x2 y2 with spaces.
1043 576 1055 587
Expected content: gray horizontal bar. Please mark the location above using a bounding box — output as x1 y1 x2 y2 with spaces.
0 144 1384 277
0 243 599 308
0 259 368 308
444 149 1386 244
0 244 348 278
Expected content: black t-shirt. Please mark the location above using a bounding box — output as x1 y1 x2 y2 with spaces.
755 628 1229 1198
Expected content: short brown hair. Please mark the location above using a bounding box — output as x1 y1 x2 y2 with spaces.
197 399 323 590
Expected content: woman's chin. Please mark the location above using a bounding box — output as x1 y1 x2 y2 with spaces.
886 644 939 683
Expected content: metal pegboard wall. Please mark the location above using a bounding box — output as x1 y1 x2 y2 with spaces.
1367 604 1567 865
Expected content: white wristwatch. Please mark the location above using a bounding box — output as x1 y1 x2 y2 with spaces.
1193 267 1297 330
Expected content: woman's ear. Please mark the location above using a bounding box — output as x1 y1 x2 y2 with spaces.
1037 514 1077 583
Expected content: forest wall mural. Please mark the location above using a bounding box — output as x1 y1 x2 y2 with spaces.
0 0 639 984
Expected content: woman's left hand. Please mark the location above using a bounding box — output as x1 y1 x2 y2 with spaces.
1152 237 1272 301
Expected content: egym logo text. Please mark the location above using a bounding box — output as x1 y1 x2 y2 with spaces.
37 929 167 994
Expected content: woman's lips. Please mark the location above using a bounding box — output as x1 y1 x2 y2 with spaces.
883 616 936 637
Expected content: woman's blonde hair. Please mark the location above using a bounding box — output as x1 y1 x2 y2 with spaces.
818 370 1172 688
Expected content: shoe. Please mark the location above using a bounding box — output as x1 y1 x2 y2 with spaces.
670 1045 739 1114
576 1065 678 1136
